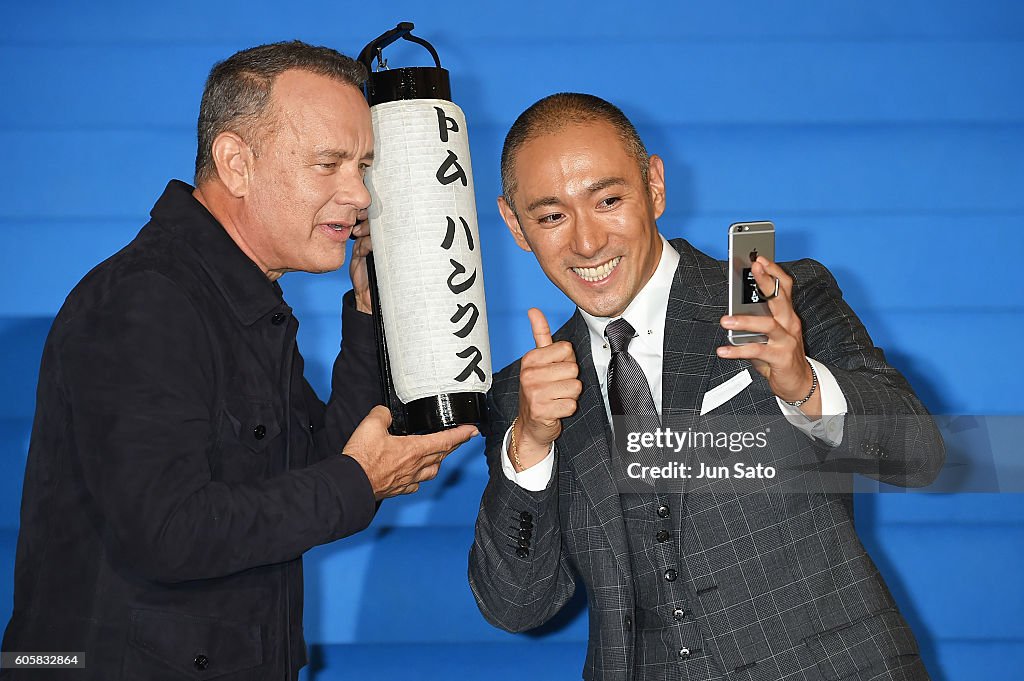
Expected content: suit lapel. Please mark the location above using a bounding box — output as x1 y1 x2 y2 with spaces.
554 313 634 582
658 240 736 543
661 239 730 424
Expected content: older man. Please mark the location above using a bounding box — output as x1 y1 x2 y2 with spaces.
1 42 475 680
469 93 944 681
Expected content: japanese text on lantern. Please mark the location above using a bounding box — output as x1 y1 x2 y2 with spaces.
434 106 484 384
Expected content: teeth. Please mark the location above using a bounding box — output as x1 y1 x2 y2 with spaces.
329 224 346 231
572 257 621 282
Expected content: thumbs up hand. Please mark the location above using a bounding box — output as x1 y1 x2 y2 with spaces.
512 308 583 471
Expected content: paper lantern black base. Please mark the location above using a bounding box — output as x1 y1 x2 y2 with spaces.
404 392 487 434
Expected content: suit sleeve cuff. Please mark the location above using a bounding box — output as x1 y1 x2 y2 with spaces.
312 453 378 537
500 425 555 491
777 357 849 446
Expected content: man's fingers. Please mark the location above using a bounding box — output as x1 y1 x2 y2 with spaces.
722 314 779 336
521 359 579 385
367 405 393 430
752 257 795 324
716 340 777 362
523 341 576 367
413 423 478 456
528 307 553 348
353 234 373 257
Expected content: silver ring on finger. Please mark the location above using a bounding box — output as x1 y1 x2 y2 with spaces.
761 277 780 301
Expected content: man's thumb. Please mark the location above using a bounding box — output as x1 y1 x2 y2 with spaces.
528 307 553 348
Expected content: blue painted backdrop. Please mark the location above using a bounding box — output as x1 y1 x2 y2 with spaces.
1 2 1021 679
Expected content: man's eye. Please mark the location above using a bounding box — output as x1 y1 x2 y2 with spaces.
599 196 621 208
538 213 564 224
317 163 337 170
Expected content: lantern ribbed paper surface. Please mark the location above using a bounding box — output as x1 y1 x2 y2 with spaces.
364 99 492 404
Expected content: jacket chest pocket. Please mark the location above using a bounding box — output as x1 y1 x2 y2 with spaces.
217 397 283 481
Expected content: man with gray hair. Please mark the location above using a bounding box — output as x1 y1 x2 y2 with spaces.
1 41 476 680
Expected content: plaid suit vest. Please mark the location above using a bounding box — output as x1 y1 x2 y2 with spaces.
621 492 726 681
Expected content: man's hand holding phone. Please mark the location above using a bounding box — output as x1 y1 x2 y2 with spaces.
512 308 583 471
717 256 821 417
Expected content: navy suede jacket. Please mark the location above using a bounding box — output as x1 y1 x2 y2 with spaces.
1 180 381 680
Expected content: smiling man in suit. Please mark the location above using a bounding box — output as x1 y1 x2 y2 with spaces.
468 93 945 681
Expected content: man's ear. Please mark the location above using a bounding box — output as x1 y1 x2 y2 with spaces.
211 131 254 198
647 154 667 220
497 195 533 253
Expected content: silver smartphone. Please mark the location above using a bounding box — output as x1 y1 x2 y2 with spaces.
727 221 775 345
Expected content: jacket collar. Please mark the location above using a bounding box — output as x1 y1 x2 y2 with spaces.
150 180 285 326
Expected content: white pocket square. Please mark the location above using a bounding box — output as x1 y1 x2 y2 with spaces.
700 369 752 416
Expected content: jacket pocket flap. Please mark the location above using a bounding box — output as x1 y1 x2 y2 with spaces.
804 608 920 680
224 397 282 452
129 608 263 679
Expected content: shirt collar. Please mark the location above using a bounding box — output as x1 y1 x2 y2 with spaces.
149 180 286 326
578 234 680 342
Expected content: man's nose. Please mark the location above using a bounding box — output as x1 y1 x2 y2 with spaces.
571 215 608 258
336 170 372 211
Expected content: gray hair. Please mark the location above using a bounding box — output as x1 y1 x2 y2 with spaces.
194 40 367 185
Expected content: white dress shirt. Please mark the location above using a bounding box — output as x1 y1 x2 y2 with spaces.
503 236 848 491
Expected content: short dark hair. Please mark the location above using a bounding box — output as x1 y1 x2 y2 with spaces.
194 40 367 185
500 93 649 213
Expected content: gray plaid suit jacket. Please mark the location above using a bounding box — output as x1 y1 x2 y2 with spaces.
469 239 944 681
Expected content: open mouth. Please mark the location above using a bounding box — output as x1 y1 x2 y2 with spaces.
320 223 353 239
571 256 622 283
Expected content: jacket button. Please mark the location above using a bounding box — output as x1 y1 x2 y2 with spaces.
624 615 632 631
664 568 677 582
657 504 670 518
517 538 529 548
272 312 287 325
656 529 671 542
194 654 209 670
516 547 529 558
673 608 688 621
254 424 267 440
678 646 691 660
520 511 533 522
518 529 532 541
520 520 534 530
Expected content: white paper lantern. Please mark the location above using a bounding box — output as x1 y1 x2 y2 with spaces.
364 99 492 405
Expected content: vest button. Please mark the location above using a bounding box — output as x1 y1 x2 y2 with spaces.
664 568 677 582
656 504 670 518
194 654 209 670
678 646 691 660
656 529 671 542
673 608 687 621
